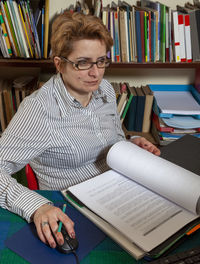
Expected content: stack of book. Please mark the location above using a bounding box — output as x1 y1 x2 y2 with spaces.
111 82 154 133
0 76 39 133
150 84 200 145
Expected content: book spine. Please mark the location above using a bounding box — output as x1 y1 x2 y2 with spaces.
114 10 120 62
178 14 186 62
4 0 20 56
7 0 24 57
121 94 133 123
0 10 12 56
44 0 49 58
41 7 44 58
184 14 192 63
172 11 180 62
135 10 142 63
18 3 33 57
0 1 17 56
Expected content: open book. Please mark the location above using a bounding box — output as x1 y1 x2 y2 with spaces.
62 140 200 260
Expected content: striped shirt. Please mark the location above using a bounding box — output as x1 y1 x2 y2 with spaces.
0 73 125 222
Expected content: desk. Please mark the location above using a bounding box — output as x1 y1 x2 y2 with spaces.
1 190 200 264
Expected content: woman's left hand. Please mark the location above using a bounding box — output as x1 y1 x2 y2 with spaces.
131 137 161 156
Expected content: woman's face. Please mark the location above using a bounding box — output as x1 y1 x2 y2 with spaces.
59 39 107 102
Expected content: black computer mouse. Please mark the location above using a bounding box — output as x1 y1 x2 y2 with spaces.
55 225 79 254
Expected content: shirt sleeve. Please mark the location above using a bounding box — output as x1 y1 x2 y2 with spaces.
0 97 53 222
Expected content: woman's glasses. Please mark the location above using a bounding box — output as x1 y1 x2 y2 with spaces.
60 56 110 70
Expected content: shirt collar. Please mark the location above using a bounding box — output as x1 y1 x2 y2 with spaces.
54 73 111 111
93 80 112 103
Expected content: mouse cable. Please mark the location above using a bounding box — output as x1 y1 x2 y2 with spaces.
72 250 80 264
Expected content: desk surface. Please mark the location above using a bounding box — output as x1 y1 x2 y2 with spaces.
1 190 200 264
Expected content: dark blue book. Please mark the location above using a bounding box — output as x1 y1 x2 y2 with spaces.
134 87 146 132
135 10 142 62
123 85 137 131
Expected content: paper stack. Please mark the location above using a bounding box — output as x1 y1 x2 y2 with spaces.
149 84 200 145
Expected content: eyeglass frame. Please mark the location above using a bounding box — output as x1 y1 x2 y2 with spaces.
60 56 111 71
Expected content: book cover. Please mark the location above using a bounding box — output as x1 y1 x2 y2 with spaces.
160 3 166 62
123 85 137 131
144 1 160 61
139 10 145 63
12 0 30 57
0 10 12 57
177 5 200 61
0 1 17 56
0 25 9 57
141 85 154 133
44 0 49 58
4 1 20 56
172 10 181 62
114 9 120 62
134 86 146 132
152 112 174 132
135 10 142 63
184 14 192 62
8 0 26 57
130 6 137 62
119 9 128 62
117 83 128 114
178 13 186 62
120 1 131 62
120 83 135 123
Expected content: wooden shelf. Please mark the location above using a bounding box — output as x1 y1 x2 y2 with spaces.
0 59 200 72
110 62 200 69
0 59 56 73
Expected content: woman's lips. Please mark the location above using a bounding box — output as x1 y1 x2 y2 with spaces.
85 81 98 85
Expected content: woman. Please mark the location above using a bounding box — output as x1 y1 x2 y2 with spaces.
0 11 160 248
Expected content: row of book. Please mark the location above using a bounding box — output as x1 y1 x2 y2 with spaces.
1 0 200 62
60 0 200 63
0 76 39 132
112 82 154 133
0 0 46 58
0 0 104 59
101 0 200 63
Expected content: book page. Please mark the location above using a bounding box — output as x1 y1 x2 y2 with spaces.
68 170 198 252
61 190 145 260
107 141 200 214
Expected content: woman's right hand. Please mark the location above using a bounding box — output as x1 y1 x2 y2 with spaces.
32 203 75 248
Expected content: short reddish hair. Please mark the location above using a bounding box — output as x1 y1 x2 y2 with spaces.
51 11 113 59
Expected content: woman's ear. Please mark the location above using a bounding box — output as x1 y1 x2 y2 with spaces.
54 56 62 73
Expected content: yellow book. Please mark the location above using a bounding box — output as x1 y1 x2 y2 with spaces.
0 10 12 56
18 4 33 58
44 0 49 59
